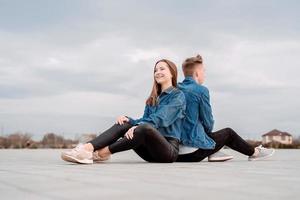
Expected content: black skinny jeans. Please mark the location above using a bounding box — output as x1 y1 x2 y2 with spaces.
176 128 255 162
88 123 179 163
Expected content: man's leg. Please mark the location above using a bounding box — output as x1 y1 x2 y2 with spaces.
212 128 274 161
211 128 255 156
177 127 255 162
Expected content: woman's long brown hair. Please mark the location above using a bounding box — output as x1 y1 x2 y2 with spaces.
146 59 178 106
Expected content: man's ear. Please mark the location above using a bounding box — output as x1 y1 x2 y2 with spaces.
194 71 198 78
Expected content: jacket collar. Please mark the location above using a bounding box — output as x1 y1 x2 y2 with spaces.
161 86 175 94
183 76 197 84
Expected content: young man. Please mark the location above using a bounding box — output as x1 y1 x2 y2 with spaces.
176 54 274 162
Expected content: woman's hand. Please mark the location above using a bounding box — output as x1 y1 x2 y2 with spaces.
116 116 129 125
124 126 137 140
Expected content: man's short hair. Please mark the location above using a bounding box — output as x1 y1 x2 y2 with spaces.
182 54 203 77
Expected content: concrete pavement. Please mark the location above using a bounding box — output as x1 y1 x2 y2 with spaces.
0 149 299 200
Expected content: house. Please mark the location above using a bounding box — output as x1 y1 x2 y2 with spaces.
262 129 293 145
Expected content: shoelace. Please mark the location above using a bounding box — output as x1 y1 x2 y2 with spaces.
257 145 265 150
70 144 84 154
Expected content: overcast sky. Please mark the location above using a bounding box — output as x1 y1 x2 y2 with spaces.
0 0 299 140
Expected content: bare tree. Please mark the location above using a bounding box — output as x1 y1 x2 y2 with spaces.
6 132 32 148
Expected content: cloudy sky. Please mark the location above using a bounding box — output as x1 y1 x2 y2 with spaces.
0 0 299 140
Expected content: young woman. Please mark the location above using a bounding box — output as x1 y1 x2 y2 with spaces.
61 59 186 164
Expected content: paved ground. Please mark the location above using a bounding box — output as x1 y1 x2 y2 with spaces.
0 149 299 200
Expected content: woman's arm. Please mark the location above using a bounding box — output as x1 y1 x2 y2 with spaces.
126 105 150 125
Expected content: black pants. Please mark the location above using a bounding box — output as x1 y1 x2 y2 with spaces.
176 128 255 162
88 123 179 163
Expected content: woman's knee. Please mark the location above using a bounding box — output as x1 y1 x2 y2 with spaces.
135 123 155 134
131 125 152 141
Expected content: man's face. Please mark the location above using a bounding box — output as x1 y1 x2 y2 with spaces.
195 63 205 84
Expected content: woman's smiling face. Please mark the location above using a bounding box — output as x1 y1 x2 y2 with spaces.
154 61 172 85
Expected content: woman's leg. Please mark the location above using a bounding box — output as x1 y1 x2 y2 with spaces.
87 122 133 151
133 146 156 162
61 122 133 164
105 124 179 163
177 127 255 162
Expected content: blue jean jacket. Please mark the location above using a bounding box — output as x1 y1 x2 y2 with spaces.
128 86 186 141
178 76 216 149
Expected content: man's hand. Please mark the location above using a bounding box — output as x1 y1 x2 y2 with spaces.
116 116 129 125
124 126 137 140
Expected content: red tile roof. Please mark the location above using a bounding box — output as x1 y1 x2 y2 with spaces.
262 129 292 137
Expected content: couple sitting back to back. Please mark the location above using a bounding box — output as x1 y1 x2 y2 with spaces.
61 54 274 164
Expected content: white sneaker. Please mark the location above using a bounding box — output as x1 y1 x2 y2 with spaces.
61 144 93 164
208 151 234 162
248 145 275 161
93 151 111 162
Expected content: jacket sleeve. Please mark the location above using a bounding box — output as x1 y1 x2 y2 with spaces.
198 88 214 133
139 92 186 129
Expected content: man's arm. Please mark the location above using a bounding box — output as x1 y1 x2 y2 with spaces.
198 88 214 133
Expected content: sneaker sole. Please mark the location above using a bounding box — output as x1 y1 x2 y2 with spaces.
93 158 110 163
61 153 93 164
208 156 234 162
248 150 275 161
